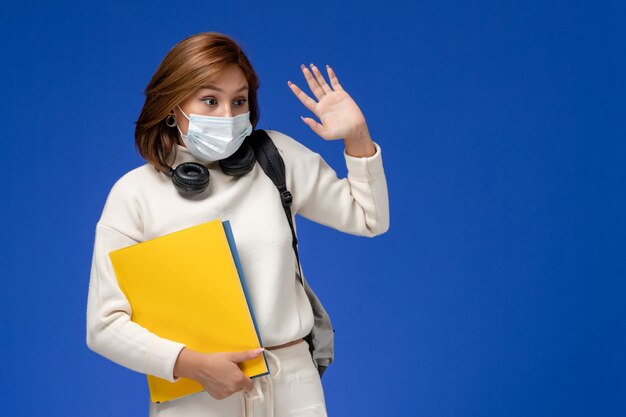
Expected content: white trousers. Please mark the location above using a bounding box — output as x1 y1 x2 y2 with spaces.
149 340 328 417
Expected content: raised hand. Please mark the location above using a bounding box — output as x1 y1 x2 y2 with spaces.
288 63 370 142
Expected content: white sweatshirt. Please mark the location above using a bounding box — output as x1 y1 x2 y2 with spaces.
86 129 389 383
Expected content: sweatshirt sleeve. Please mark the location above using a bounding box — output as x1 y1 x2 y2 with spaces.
268 130 390 237
85 177 186 383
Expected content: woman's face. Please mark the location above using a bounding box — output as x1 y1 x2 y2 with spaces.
174 63 250 135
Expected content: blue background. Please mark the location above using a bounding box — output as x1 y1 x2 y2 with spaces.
2 1 625 416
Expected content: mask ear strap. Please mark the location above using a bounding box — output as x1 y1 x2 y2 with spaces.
177 105 190 120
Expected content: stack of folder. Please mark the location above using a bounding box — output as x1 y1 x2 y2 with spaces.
108 219 269 403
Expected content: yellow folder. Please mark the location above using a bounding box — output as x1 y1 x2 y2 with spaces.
108 219 269 403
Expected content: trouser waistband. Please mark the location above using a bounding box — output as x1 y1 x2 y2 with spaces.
265 337 304 350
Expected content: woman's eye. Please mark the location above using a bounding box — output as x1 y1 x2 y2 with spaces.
202 97 217 105
234 98 248 106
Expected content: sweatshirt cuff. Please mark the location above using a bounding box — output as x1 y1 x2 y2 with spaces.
343 141 384 182
146 338 187 383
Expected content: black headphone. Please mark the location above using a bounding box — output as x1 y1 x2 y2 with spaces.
167 135 257 195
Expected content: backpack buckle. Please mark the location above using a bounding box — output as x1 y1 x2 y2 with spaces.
280 190 293 207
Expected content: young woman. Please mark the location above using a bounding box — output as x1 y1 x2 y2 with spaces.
86 32 389 417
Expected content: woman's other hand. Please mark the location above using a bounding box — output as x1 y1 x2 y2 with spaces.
173 347 264 400
288 64 376 157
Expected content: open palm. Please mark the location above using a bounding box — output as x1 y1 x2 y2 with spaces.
288 64 367 140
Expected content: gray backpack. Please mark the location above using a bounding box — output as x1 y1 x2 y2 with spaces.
247 130 335 378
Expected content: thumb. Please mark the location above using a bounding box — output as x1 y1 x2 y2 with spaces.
228 348 265 363
300 116 326 138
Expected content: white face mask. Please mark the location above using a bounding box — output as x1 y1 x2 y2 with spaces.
177 106 253 162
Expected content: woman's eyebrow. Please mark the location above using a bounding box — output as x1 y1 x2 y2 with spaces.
201 85 249 93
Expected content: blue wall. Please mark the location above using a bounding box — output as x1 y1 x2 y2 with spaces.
2 1 625 416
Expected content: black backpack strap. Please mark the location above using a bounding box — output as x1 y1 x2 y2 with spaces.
246 130 304 285
246 129 335 377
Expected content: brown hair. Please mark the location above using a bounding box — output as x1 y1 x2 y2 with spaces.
135 32 260 173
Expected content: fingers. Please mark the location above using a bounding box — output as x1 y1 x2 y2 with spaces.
326 65 344 91
288 81 318 114
241 375 255 392
228 349 260 392
208 373 254 399
300 64 327 101
289 63 342 102
288 62 342 138
229 347 264 363
308 63 333 95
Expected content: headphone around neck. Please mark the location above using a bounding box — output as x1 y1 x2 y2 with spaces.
167 135 257 195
